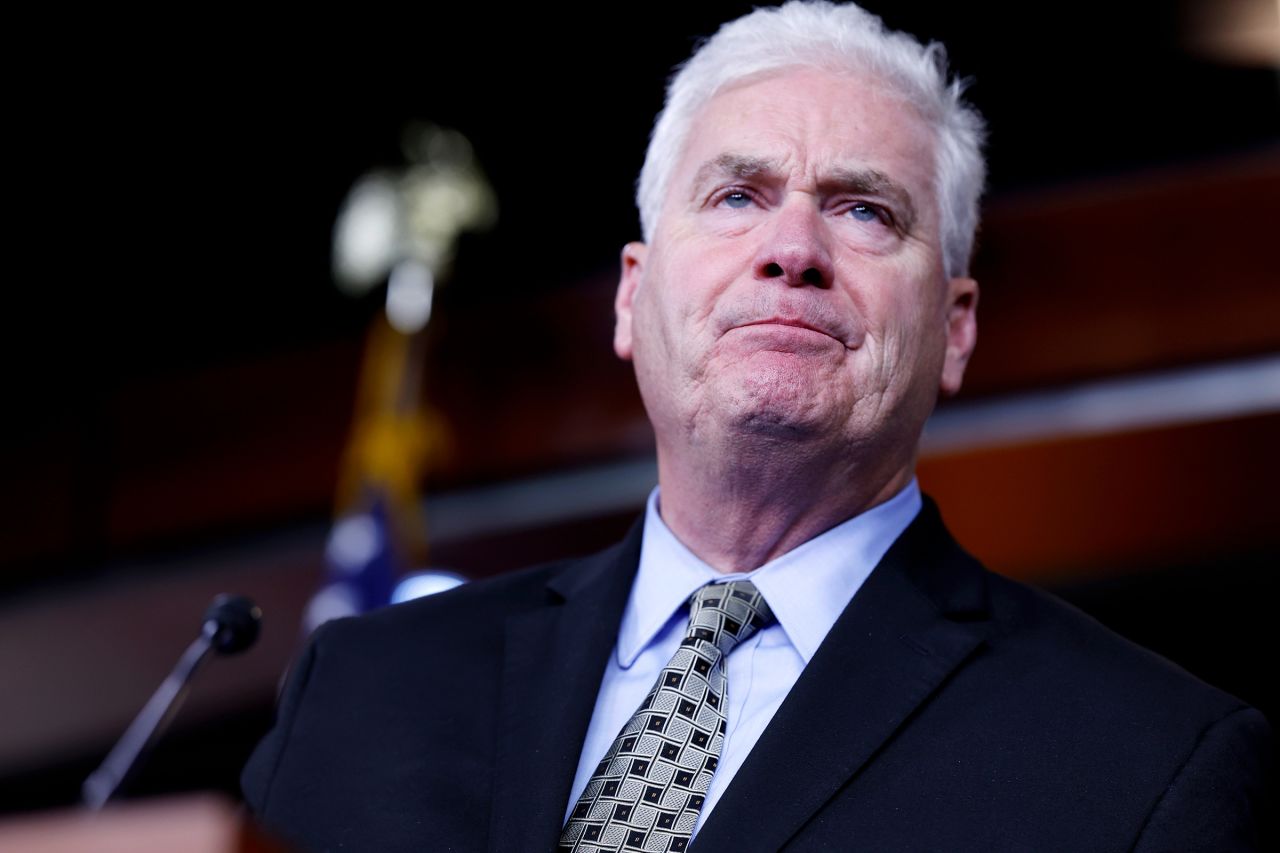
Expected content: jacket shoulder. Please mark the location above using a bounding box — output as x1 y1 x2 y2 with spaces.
319 557 563 652
984 568 1251 717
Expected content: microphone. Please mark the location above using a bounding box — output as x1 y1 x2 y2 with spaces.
82 594 262 810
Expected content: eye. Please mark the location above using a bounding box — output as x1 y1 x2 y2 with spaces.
849 202 883 223
722 191 752 209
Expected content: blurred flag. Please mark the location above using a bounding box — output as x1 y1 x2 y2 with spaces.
304 124 496 632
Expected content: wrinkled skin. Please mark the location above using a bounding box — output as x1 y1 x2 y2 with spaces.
614 68 978 572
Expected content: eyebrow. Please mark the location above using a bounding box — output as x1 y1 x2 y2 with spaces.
690 154 782 198
689 153 919 233
822 167 918 233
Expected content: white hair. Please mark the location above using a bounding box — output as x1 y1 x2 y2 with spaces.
636 1 987 277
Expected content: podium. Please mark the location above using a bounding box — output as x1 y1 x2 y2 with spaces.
0 794 290 852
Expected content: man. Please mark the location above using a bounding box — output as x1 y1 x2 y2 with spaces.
242 3 1271 851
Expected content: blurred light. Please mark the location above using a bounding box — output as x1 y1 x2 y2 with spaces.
331 123 497 307
333 175 400 293
325 514 383 573
392 570 467 604
403 121 476 165
1182 0 1280 66
385 259 435 334
304 583 363 631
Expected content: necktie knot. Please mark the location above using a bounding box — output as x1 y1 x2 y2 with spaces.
685 580 773 659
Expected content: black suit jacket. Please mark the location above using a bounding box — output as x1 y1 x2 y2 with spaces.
242 501 1271 851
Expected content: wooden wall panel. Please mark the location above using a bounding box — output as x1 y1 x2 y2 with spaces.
968 152 1280 394
919 412 1280 582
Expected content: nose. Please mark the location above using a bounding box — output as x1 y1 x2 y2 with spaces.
752 195 834 288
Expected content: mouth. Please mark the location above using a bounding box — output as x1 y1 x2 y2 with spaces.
734 317 847 345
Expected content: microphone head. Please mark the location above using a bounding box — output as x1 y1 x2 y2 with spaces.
203 594 262 655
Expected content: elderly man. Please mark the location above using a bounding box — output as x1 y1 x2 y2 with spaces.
242 3 1270 851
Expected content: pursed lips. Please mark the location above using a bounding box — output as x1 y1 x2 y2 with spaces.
731 317 854 349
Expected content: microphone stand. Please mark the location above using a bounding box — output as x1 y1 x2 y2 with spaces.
82 595 261 810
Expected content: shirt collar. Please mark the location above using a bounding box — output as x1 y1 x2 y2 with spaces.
617 479 922 667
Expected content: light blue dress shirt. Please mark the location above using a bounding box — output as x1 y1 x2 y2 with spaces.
564 479 923 832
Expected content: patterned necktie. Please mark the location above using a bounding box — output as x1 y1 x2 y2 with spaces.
560 580 774 852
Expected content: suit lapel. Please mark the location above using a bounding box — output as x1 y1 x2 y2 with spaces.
693 502 992 852
487 522 643 853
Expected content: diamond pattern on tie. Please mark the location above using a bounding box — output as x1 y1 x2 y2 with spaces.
560 580 773 852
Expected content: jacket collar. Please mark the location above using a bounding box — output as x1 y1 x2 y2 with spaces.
692 498 993 851
485 498 991 852
487 519 644 852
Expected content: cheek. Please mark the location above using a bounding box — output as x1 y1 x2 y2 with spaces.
644 243 736 344
632 262 691 374
893 294 949 390
629 283 664 365
860 276 944 372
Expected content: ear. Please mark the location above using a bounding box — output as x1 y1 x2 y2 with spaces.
614 241 647 361
939 276 978 397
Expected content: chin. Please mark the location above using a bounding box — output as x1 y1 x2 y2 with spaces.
712 374 843 441
732 411 827 443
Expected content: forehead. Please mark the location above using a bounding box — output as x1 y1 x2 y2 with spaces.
672 67 938 211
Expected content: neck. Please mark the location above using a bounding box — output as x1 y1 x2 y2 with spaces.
654 431 916 574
